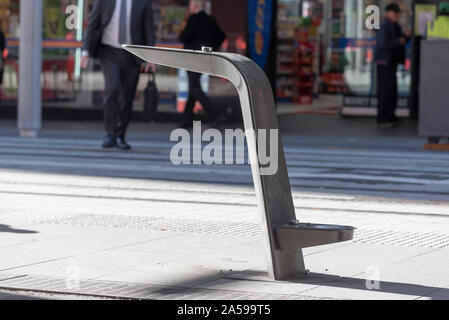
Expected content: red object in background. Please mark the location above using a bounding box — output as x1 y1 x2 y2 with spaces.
295 95 313 104
366 49 373 63
321 72 348 94
295 41 315 104
221 38 229 51
235 37 247 51
405 58 411 70
67 55 74 82
176 100 204 114
296 28 309 42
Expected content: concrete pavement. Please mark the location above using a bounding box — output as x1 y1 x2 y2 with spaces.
0 118 448 300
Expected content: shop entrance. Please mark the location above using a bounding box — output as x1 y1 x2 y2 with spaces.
276 0 413 117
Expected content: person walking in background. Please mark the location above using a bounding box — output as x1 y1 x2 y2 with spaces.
426 1 449 40
375 3 410 128
81 0 156 149
179 0 227 129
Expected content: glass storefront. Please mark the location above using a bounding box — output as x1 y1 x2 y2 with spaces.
277 0 413 106
0 0 414 114
1 0 191 112
1 0 20 101
338 0 412 97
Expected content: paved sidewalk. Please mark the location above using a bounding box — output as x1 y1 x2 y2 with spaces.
0 119 448 300
0 289 114 300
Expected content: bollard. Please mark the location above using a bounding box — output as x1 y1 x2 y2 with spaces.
123 45 355 280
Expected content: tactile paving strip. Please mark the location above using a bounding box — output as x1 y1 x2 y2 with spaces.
0 273 27 282
353 229 449 249
40 214 265 237
38 214 449 249
0 273 321 300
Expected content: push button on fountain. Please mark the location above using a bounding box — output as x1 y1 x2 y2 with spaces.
201 46 213 52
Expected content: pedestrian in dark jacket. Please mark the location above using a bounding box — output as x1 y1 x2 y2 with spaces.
82 0 156 150
375 3 410 127
179 0 227 129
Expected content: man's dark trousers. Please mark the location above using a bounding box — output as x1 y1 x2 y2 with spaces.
183 71 218 125
377 63 398 123
99 45 141 139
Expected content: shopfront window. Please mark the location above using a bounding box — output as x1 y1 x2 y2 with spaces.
1 0 190 112
1 0 414 111
1 0 19 101
41 0 79 104
276 0 412 104
338 0 412 97
1 0 80 104
71 0 189 112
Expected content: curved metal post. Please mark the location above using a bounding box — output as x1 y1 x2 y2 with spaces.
123 46 354 280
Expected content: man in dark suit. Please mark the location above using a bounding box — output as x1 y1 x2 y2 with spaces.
82 0 156 149
179 0 226 129
375 3 410 128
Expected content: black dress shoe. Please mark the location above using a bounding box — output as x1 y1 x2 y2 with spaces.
117 137 132 150
102 134 117 149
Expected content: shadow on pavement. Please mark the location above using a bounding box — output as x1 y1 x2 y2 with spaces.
0 224 38 234
284 272 449 300
0 291 42 300
145 269 449 300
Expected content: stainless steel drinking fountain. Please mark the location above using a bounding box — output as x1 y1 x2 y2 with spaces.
123 45 355 280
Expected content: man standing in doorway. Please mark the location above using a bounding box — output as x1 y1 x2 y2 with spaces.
179 0 227 129
82 0 156 149
375 3 410 128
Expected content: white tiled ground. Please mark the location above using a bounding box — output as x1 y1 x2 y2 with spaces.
0 128 448 299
